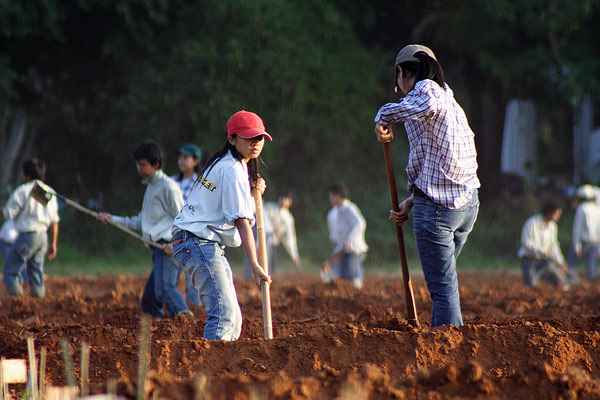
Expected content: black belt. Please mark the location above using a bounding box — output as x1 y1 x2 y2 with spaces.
412 186 427 198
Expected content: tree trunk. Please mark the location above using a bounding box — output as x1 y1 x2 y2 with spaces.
0 107 27 198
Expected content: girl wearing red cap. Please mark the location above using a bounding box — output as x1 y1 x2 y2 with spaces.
171 110 272 340
374 44 480 328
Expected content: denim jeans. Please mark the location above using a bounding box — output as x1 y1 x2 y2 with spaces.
172 231 242 340
521 257 567 287
567 242 599 279
331 252 366 288
140 247 190 318
3 232 47 297
185 274 202 307
412 190 479 328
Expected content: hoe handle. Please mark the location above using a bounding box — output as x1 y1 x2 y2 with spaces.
57 193 163 250
383 141 419 326
253 187 273 339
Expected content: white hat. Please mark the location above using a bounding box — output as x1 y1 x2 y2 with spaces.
576 185 596 200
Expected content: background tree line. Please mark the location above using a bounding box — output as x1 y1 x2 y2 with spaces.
1 0 599 264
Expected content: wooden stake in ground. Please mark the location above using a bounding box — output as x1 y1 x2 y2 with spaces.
382 141 419 326
39 347 47 400
253 187 273 339
59 340 76 388
80 343 90 397
27 337 38 400
137 315 151 400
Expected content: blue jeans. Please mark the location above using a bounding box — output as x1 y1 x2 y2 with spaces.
331 252 365 288
172 231 242 340
3 232 47 297
567 242 599 279
1 240 29 284
185 274 202 307
412 190 479 328
521 257 567 288
140 247 190 318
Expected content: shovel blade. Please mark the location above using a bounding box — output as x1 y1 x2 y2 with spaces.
30 182 53 207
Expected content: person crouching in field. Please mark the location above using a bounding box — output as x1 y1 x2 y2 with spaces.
97 140 191 319
374 44 480 328
171 110 271 341
1 158 59 297
518 200 571 291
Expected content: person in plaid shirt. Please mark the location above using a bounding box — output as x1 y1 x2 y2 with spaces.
374 44 480 328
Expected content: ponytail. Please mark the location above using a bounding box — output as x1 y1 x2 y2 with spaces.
399 51 445 89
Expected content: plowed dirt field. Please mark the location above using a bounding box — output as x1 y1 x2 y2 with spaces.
2 270 600 399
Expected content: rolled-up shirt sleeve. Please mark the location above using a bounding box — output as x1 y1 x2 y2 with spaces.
374 83 438 125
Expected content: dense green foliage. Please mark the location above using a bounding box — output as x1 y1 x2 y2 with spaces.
1 0 600 267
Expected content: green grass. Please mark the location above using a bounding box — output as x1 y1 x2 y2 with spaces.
1 195 545 277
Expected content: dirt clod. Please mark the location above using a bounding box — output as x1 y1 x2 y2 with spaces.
2 271 600 399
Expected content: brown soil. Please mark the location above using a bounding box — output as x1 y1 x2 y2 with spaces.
1 270 600 399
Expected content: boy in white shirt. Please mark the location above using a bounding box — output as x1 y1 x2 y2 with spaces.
567 185 600 279
97 140 190 318
326 182 368 289
264 190 301 272
1 159 59 297
244 189 301 278
518 200 571 290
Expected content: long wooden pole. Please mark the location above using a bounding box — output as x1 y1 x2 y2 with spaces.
382 142 419 326
31 182 163 249
253 188 273 339
27 337 38 400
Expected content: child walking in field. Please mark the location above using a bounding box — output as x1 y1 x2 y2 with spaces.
97 140 191 318
171 110 271 341
172 143 203 306
374 44 480 328
324 182 368 289
244 189 301 278
1 158 59 297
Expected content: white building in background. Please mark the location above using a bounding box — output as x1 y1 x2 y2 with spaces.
574 96 600 184
501 100 536 183
501 96 600 188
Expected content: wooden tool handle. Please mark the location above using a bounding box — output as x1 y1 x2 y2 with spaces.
253 187 273 339
57 194 163 250
383 142 419 326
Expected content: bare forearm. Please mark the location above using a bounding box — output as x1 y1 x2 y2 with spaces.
235 219 259 266
49 222 58 247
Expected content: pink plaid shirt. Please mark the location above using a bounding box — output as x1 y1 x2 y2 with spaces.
374 80 480 209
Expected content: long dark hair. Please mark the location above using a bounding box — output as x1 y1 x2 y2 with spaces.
399 51 445 89
199 135 263 184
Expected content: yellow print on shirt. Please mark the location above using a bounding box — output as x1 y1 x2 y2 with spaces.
200 176 216 191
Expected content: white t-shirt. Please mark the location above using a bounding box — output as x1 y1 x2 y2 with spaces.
2 180 60 233
172 151 255 247
263 202 299 260
327 199 368 255
572 201 600 248
517 214 565 265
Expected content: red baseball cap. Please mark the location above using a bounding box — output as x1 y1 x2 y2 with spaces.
226 110 273 141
